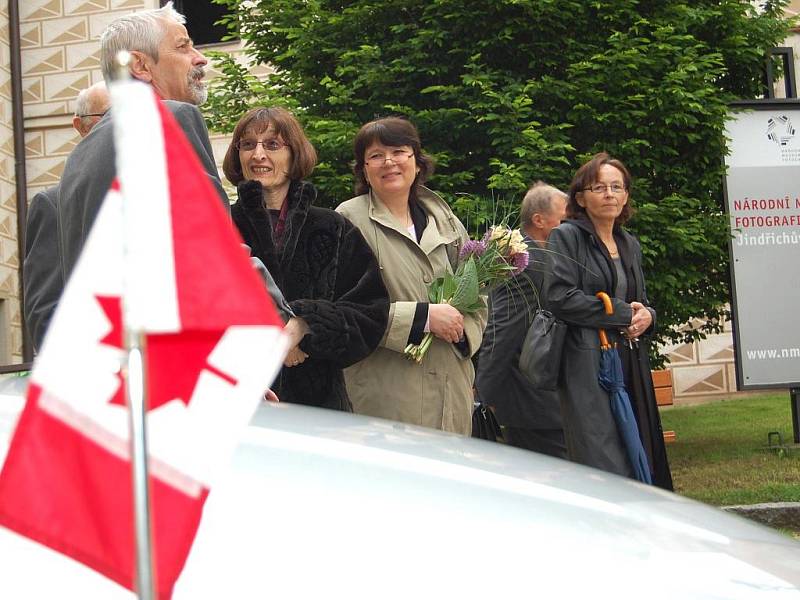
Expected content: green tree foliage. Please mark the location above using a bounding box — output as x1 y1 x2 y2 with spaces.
207 0 791 362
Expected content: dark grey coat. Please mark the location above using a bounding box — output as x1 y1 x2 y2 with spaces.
546 219 672 490
26 101 231 347
57 100 228 280
23 186 61 351
475 238 563 431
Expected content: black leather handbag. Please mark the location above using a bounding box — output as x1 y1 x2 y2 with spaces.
471 403 503 442
518 309 567 391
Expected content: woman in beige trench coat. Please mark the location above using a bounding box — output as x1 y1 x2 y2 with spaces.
337 117 486 435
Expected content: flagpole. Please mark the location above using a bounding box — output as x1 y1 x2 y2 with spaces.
125 332 155 600
113 51 156 600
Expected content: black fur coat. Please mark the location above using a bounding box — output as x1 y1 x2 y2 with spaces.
232 180 389 410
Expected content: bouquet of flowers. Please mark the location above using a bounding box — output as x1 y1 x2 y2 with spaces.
404 225 529 363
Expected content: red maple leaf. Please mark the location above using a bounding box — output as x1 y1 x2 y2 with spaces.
96 295 125 407
95 295 237 410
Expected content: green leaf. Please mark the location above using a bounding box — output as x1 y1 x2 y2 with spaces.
450 258 480 310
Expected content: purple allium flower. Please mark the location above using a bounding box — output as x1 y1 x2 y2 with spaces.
460 239 487 259
511 250 529 275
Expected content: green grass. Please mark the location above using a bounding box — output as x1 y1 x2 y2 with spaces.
661 393 800 506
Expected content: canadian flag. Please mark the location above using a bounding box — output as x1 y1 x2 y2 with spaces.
0 81 286 598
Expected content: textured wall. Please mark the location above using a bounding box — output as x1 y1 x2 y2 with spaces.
0 3 20 363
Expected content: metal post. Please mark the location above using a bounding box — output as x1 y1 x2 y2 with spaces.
112 50 155 600
791 388 800 445
125 332 155 600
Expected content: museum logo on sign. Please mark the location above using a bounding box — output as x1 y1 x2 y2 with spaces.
766 115 800 163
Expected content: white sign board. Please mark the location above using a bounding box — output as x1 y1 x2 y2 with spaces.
724 103 800 389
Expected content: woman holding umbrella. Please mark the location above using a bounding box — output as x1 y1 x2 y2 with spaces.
546 152 673 490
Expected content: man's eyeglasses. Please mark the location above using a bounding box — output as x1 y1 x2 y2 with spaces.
78 112 107 118
583 183 626 194
237 139 288 152
365 150 414 167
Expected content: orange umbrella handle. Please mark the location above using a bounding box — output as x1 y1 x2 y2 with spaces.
596 292 613 350
596 291 613 315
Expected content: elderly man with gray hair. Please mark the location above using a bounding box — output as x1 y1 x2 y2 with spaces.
26 2 292 351
72 82 110 138
475 181 568 457
57 1 223 282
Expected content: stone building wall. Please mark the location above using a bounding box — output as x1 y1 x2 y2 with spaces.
0 4 20 363
661 319 739 400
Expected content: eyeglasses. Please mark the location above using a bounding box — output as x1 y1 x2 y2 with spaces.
583 183 627 194
237 139 288 152
77 112 107 118
365 150 414 167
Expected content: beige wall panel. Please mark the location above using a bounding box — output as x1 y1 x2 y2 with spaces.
64 0 110 16
43 71 91 101
0 181 18 207
0 268 16 295
41 16 89 46
0 155 13 181
24 131 45 158
0 125 12 155
44 126 80 156
22 77 43 103
26 156 65 188
21 46 65 76
65 41 101 71
20 23 42 48
664 341 697 366
0 206 14 237
726 363 739 390
210 132 234 196
697 332 735 364
672 364 729 397
1 237 19 269
21 0 63 22
0 42 10 69
88 10 130 39
0 69 10 101
24 101 69 118
9 296 21 325
0 0 13 365
110 0 153 9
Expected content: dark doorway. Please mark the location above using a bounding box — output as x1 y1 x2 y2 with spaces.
163 0 231 46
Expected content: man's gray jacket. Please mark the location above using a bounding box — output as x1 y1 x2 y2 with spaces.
24 185 61 350
57 100 227 280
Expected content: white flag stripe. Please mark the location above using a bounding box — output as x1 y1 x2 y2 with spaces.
33 189 128 419
146 326 288 489
111 79 179 332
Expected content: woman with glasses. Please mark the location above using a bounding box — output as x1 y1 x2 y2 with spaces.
545 152 673 489
337 117 487 434
223 107 389 411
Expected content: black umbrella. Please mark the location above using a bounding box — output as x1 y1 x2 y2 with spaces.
596 292 652 484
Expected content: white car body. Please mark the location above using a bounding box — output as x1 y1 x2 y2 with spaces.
0 377 799 599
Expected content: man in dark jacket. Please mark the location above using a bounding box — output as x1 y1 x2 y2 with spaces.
475 182 567 457
24 83 110 351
